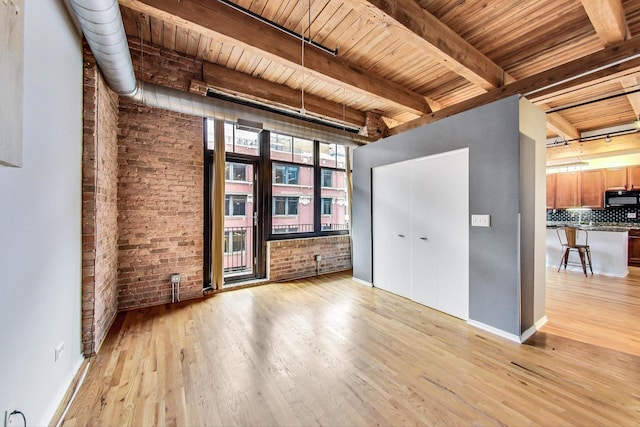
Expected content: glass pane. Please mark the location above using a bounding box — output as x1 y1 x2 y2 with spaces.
336 145 346 169
293 137 314 165
224 122 234 152
321 170 348 232
235 128 259 156
270 133 293 162
206 118 215 150
319 142 336 168
224 162 254 278
272 162 314 234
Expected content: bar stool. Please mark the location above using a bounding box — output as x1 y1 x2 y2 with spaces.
557 227 593 276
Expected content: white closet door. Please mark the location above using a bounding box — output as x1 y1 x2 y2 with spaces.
411 149 469 320
372 161 412 298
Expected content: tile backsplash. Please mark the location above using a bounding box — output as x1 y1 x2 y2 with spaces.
547 207 640 224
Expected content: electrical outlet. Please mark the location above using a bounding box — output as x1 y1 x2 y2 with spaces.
471 214 491 227
4 403 15 427
170 273 180 284
55 342 64 362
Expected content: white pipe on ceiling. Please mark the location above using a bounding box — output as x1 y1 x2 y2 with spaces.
67 0 367 146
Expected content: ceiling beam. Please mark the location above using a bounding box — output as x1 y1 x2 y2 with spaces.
201 62 366 127
388 36 640 136
358 0 577 138
545 110 581 140
620 75 640 118
119 0 433 115
581 0 629 46
581 0 638 122
358 0 509 90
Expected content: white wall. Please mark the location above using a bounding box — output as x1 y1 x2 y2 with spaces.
0 1 83 425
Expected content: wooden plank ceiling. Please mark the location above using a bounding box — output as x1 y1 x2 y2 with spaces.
117 0 640 147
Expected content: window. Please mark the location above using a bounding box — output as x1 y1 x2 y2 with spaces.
273 196 299 216
321 198 332 215
224 229 246 253
273 165 299 185
226 163 247 181
319 142 346 169
321 169 332 187
270 133 314 164
205 119 260 155
225 195 247 216
320 169 348 232
272 161 313 234
224 121 260 156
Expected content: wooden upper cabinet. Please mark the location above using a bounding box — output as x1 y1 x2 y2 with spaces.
627 166 640 190
555 172 580 209
604 168 628 190
546 173 557 209
580 169 604 209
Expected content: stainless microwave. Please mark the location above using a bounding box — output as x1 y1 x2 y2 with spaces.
605 190 640 207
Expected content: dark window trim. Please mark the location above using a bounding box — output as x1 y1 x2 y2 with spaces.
203 119 213 290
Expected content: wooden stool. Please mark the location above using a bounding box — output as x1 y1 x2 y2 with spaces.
557 227 593 277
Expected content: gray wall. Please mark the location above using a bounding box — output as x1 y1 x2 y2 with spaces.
353 96 524 335
0 2 84 424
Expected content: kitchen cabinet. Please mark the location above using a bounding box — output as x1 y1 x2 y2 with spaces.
546 173 557 209
628 229 640 267
627 166 640 190
555 172 579 208
372 149 469 320
604 168 628 190
580 169 604 208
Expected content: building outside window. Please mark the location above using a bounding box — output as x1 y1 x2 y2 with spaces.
273 196 299 216
274 164 299 185
226 162 247 181
321 169 332 187
321 197 332 215
225 195 247 216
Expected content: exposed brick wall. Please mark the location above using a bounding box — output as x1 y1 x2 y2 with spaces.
128 37 203 91
115 38 205 310
268 236 352 282
82 45 119 356
117 100 204 309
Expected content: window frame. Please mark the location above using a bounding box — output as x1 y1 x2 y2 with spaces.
267 133 349 241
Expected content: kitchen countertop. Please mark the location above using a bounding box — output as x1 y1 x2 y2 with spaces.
546 222 639 232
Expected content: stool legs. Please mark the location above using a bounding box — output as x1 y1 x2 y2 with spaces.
556 246 593 276
586 247 593 275
577 248 587 277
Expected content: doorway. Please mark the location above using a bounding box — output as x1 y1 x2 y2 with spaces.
223 157 261 284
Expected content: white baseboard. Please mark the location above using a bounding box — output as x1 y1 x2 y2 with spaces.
468 315 549 344
535 315 548 330
467 319 521 343
351 276 373 287
520 324 538 343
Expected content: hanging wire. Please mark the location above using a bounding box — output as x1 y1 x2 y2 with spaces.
300 0 312 115
342 87 346 132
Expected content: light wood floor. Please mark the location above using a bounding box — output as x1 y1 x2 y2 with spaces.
61 270 640 426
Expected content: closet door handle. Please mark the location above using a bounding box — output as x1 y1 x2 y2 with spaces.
420 237 429 241
397 234 405 238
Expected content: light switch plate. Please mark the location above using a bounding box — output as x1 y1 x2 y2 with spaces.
471 214 491 227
